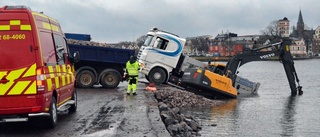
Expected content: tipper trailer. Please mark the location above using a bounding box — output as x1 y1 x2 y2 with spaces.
68 44 135 88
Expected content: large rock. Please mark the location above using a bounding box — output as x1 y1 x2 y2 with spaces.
154 87 222 136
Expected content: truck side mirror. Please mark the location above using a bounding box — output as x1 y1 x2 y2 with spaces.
69 51 80 63
73 51 80 63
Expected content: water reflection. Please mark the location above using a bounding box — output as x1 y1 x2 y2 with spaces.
280 96 298 137
210 99 238 116
208 99 239 136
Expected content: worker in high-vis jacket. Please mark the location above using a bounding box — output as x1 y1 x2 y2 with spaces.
125 56 140 95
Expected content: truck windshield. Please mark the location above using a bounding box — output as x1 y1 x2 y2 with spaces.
143 35 153 47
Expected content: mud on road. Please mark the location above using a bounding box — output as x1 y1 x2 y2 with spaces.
0 85 127 137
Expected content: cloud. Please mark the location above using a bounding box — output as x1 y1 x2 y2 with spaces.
1 0 319 43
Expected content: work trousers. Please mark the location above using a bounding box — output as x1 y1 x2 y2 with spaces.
127 76 138 93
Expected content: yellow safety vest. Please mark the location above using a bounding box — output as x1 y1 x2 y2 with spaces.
126 61 139 76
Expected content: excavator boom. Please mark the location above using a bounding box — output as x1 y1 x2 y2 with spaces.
225 38 303 96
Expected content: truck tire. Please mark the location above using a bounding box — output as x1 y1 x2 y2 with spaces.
46 97 57 128
76 70 95 88
100 69 121 88
149 68 167 85
69 89 77 113
145 75 150 82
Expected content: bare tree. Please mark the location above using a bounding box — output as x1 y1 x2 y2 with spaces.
260 20 281 43
187 37 209 54
197 37 209 53
136 35 146 47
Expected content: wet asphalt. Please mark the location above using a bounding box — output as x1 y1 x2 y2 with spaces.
0 80 171 137
113 81 170 137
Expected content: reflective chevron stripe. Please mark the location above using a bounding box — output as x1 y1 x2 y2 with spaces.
0 64 36 95
0 63 75 96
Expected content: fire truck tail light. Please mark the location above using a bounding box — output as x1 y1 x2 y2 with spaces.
37 80 43 86
36 68 42 75
36 68 45 91
36 68 44 80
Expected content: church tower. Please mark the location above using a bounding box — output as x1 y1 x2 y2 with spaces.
278 17 290 37
297 9 305 37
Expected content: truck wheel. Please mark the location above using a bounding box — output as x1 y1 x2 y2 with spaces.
46 97 57 128
69 89 77 113
149 68 166 85
100 69 121 88
77 70 95 88
145 75 150 82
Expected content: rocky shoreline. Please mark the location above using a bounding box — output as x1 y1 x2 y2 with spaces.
153 87 223 137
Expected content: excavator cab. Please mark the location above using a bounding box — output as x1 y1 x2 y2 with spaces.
206 62 226 76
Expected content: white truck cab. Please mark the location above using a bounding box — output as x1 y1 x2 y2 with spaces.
138 28 206 84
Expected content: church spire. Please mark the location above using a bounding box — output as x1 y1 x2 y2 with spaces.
297 9 304 37
297 9 304 25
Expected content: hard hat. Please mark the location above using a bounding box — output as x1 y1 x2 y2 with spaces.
130 56 137 60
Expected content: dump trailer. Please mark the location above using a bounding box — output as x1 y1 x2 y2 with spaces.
65 33 91 41
68 44 135 88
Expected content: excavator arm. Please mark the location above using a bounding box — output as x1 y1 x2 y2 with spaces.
225 38 303 96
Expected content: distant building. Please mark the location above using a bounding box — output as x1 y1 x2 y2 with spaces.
232 35 259 49
214 32 237 41
290 38 307 57
290 9 313 55
207 32 248 56
208 45 226 56
291 10 306 38
278 17 290 37
313 26 320 55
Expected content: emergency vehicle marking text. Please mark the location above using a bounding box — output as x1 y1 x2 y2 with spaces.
0 34 26 40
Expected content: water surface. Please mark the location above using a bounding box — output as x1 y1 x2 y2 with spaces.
182 59 320 137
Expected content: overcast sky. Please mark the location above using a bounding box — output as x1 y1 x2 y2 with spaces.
1 0 319 43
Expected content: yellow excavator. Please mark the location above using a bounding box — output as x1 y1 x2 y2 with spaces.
181 39 303 98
